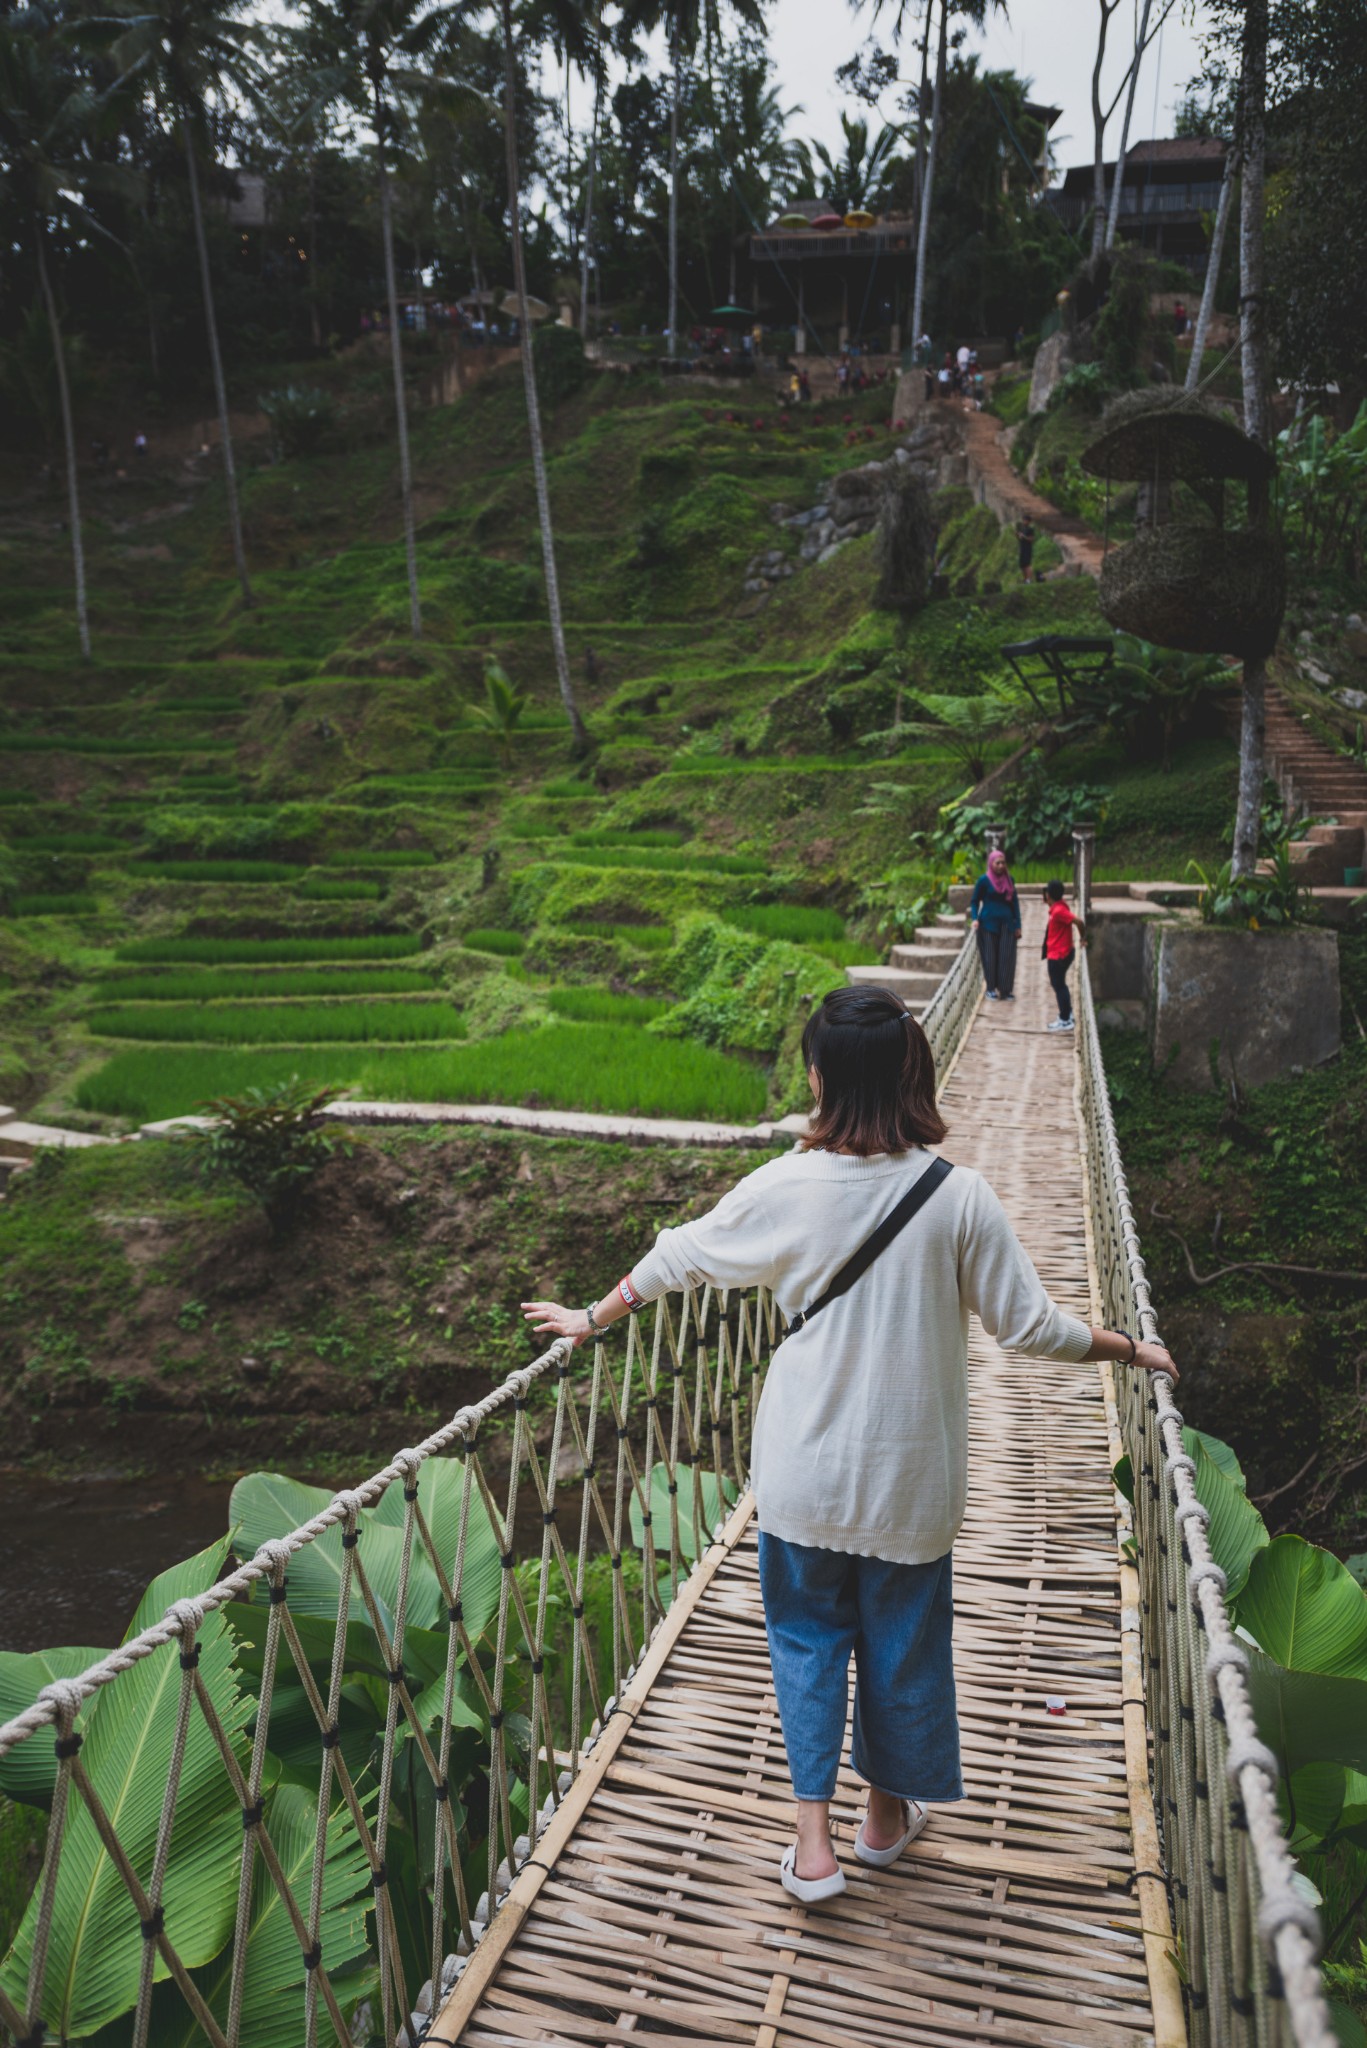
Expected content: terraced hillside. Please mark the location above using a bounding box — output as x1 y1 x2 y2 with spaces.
1 357 1239 1135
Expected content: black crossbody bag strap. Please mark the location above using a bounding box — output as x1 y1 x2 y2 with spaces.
787 1155 954 1334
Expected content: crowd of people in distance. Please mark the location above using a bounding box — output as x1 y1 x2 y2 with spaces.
922 337 985 409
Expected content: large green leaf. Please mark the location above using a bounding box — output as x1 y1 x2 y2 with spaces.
230 1465 502 1647
1236 1536 1367 1677
1242 1642 1367 1777
89 1781 374 2048
629 1464 736 1564
1189 1433 1268 1598
0 1540 252 2040
1286 1763 1367 1853
1182 1425 1245 1488
0 1647 109 1809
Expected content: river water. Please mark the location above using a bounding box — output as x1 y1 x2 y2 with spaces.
0 1473 233 1652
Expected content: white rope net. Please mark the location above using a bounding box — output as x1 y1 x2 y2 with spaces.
1077 956 1336 2048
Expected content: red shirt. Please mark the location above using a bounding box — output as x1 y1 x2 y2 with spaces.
1045 901 1078 960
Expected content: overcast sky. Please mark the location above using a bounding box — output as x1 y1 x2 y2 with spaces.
765 0 1213 174
544 0 1215 187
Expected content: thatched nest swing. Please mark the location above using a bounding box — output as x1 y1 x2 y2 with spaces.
1098 524 1286 659
1082 389 1283 657
1080 388 1275 488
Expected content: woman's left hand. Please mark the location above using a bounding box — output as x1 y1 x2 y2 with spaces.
521 1300 591 1347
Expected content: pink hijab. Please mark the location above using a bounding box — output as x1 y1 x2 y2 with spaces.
986 849 1015 900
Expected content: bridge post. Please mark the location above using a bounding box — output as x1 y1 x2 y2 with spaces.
1072 824 1095 922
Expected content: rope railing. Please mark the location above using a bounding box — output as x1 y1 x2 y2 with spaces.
1076 955 1336 2048
0 931 986 2048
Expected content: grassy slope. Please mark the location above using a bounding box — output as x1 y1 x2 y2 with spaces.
0 349 1248 1471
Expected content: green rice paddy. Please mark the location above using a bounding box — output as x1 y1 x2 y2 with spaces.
131 859 304 882
726 904 846 944
75 1024 767 1124
551 846 766 877
547 989 671 1025
115 935 424 964
322 849 438 869
564 922 673 949
96 967 437 1001
296 880 385 901
10 893 100 916
86 999 466 1045
463 929 526 956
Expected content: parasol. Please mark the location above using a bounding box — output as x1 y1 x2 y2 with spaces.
844 209 876 229
811 212 844 231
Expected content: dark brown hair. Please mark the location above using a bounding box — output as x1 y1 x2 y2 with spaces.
799 984 947 1156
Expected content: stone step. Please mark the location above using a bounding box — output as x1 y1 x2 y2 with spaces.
935 912 964 929
1305 824 1363 848
0 1119 117 1150
913 926 962 947
889 943 955 972
0 1155 32 1190
844 965 936 1002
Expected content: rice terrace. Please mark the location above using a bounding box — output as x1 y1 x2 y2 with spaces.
2 0 1367 2041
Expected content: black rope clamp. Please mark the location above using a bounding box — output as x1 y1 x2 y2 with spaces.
616 1426 628 1442
242 1800 265 1830
404 1485 419 1503
179 1645 201 1671
530 1657 544 1676
489 1710 504 1731
448 1601 463 1625
386 1665 405 1688
54 1732 83 1760
433 1779 450 1804
370 1862 388 1892
303 1941 322 1971
19 2025 47 2047
500 1551 515 1570
269 1581 289 1606
322 1723 342 1750
342 1529 359 1550
140 1906 165 1941
542 1509 556 1527
571 1602 584 1619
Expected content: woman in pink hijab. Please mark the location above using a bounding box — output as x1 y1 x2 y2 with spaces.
969 848 1021 1001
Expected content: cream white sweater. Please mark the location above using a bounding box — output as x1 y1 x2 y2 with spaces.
627 1147 1093 1565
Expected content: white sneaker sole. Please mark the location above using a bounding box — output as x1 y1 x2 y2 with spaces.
779 1843 847 1902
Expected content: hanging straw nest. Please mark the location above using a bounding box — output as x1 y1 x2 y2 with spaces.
1099 525 1286 658
1081 388 1274 486
874 464 937 613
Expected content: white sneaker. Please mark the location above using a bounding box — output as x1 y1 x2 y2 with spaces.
1047 1018 1074 1032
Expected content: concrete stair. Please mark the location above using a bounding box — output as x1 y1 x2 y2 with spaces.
844 964 932 1006
843 916 968 1004
1264 687 1367 883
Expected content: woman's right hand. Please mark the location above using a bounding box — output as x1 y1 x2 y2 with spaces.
1134 1341 1179 1383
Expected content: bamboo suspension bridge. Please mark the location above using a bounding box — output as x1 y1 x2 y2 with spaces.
0 907 1337 2048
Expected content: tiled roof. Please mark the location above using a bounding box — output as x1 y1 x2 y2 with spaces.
1125 136 1228 163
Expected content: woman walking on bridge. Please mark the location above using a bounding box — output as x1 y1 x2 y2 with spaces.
970 847 1021 1000
524 986 1175 1904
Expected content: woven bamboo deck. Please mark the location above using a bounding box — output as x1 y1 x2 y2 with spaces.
434 904 1179 2048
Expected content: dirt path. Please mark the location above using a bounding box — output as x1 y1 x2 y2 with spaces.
958 404 1106 579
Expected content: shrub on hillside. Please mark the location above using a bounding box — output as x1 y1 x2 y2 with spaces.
534 323 587 407
183 1077 347 1229
259 386 337 460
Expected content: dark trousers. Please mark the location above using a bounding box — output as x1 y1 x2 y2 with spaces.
1047 950 1075 1020
977 924 1017 997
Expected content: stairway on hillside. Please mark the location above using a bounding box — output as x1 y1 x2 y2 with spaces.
1262 685 1367 884
844 911 964 1007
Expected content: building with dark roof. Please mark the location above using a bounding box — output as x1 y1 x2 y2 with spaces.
1045 137 1228 272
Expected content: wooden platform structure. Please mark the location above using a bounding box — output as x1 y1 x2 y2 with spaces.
433 904 1183 2048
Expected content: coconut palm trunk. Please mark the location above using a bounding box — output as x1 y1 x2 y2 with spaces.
667 23 681 358
181 113 253 606
1103 0 1151 250
579 35 603 340
909 0 945 347
1088 0 1121 263
34 226 90 660
373 98 422 640
1185 146 1236 392
1231 0 1269 881
500 0 588 752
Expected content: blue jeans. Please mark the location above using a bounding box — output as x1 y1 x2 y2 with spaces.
757 1532 964 1804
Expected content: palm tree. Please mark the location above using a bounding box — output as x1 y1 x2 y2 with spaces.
623 0 764 358
498 0 589 750
805 112 899 212
0 11 132 659
300 0 449 641
110 0 259 607
1231 0 1270 880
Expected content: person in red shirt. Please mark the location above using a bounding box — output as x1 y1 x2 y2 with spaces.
1043 879 1085 1031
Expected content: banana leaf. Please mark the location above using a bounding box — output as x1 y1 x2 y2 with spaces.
87 1780 373 2048
228 1601 453 1694
1183 1425 1245 1487
629 1464 736 1564
1286 1762 1367 1853
1188 1433 1267 1598
0 1540 252 2040
230 1464 501 1646
0 1646 110 1808
1236 1536 1367 1678
1241 1641 1367 1777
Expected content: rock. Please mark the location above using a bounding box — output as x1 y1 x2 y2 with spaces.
1346 613 1364 632
816 541 848 564
1300 661 1332 686
1297 629 1314 645
1337 688 1367 714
